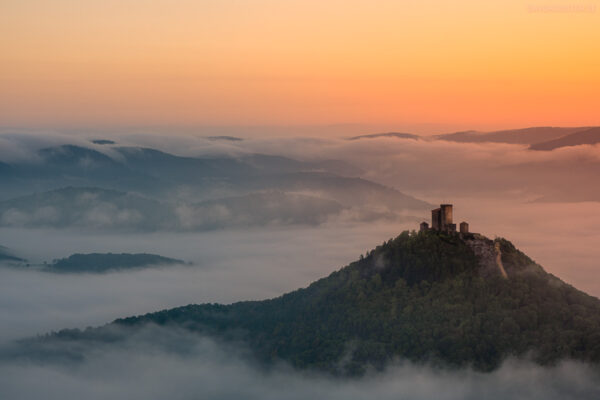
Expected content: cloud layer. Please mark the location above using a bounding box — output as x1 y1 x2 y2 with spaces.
2 130 600 397
1 326 599 400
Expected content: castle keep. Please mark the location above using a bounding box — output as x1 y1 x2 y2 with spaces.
420 204 469 234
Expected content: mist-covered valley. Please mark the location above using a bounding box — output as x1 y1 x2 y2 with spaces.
2 129 600 398
2 325 599 400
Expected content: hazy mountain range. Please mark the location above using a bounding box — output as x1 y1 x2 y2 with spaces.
2 130 600 398
435 127 590 145
0 142 429 231
0 245 25 263
0 143 363 199
529 127 600 151
350 126 600 150
348 132 421 141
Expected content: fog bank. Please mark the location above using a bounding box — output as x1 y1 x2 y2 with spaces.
1 326 598 400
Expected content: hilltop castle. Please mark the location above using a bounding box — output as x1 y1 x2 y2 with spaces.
420 204 469 234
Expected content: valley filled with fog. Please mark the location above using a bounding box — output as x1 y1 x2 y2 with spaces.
1 129 600 398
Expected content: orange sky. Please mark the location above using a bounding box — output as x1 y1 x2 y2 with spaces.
1 0 599 133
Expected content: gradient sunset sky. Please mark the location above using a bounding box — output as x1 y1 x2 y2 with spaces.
2 0 599 133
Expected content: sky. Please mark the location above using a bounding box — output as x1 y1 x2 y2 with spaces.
2 0 600 133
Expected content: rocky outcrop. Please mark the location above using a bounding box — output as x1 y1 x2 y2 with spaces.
464 234 507 278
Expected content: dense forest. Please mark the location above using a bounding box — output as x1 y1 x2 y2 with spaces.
27 231 600 374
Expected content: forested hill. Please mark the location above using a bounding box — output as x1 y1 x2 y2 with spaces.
47 253 186 273
25 231 600 374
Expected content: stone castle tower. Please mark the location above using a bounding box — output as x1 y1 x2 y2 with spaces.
420 204 468 234
431 204 454 232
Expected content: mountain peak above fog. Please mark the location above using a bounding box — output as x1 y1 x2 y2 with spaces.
436 126 600 147
91 139 116 145
345 126 600 150
529 127 600 151
19 230 600 375
348 132 421 140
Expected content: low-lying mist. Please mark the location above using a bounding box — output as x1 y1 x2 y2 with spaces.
1 325 598 400
2 195 600 344
0 222 406 342
2 130 600 397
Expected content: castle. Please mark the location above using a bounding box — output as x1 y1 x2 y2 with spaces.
420 204 469 234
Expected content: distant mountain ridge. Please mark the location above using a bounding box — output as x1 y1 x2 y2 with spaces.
0 245 25 263
0 143 424 210
349 126 600 149
17 230 600 375
348 132 421 140
0 144 362 199
0 142 430 230
437 127 593 145
0 186 423 231
529 127 600 151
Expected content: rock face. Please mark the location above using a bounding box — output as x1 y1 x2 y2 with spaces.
464 234 507 278
494 242 508 279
